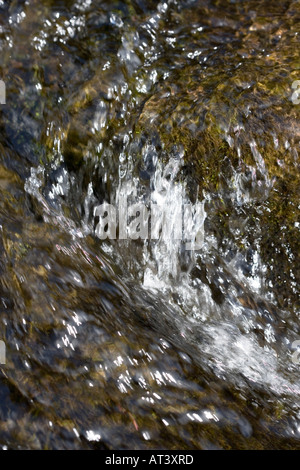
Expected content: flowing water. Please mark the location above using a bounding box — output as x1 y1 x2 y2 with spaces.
0 0 299 449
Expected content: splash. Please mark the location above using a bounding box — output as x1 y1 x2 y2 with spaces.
114 147 206 290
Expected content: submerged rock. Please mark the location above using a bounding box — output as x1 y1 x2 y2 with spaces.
0 0 299 450
133 1 300 313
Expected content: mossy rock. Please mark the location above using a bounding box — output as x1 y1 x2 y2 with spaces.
133 53 300 312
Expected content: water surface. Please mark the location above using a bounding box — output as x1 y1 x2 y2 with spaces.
0 0 299 449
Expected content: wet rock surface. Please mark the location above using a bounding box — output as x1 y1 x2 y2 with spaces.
0 0 299 449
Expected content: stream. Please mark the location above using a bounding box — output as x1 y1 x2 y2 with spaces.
0 0 299 449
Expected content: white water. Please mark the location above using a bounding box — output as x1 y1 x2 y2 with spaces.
111 147 300 401
24 117 300 406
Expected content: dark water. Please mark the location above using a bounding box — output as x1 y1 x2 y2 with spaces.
0 0 299 449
